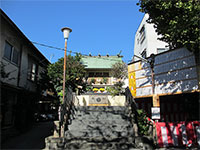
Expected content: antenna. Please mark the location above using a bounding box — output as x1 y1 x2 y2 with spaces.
50 54 54 63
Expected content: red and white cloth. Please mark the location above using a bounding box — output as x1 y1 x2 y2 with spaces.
155 121 200 148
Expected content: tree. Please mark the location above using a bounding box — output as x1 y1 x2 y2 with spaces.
107 62 128 96
111 62 128 80
137 0 200 87
137 0 200 53
47 54 86 102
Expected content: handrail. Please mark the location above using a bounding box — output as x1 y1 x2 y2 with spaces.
59 86 77 136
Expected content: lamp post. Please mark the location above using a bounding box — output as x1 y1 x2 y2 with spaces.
61 27 72 104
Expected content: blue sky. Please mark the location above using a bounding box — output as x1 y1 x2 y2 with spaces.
1 0 144 63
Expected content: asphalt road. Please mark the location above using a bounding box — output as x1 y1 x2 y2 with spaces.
1 121 54 150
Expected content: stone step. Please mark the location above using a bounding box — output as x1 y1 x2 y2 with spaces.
67 126 133 134
65 130 135 140
68 122 133 131
70 116 131 123
63 133 135 143
64 141 136 150
73 112 130 119
68 119 132 128
45 137 138 150
75 106 129 113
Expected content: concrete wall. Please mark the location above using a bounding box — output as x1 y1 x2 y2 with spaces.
0 17 21 86
128 47 199 97
134 14 168 60
0 15 48 92
74 95 126 106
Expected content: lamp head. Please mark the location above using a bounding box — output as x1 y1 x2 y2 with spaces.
61 27 72 39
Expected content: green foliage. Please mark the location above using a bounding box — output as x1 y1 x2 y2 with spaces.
111 62 128 80
90 78 96 84
107 62 127 96
137 0 200 53
47 53 86 102
39 70 55 92
137 109 152 136
103 77 108 84
85 85 93 92
106 81 124 97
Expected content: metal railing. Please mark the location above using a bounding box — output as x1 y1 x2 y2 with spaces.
59 87 77 137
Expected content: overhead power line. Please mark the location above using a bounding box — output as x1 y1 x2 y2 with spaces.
31 41 124 62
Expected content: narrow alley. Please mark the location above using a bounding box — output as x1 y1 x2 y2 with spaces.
1 121 54 149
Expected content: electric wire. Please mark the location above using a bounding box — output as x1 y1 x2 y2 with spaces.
31 41 125 62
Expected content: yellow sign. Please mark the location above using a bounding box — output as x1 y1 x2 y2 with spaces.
129 72 136 97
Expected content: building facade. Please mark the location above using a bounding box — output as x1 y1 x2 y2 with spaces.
134 14 168 60
0 9 50 137
128 47 199 122
81 55 124 93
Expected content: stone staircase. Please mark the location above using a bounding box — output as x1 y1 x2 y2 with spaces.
50 106 136 150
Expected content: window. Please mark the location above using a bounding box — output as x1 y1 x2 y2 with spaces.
4 41 19 65
28 62 38 82
12 49 19 64
103 72 109 77
88 72 109 77
141 49 147 58
139 26 146 44
89 72 94 77
4 42 12 60
95 72 102 77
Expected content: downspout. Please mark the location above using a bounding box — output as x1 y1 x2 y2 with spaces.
17 44 23 87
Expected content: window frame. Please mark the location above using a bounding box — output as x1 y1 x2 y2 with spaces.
27 59 38 82
3 41 19 66
139 25 146 45
141 49 147 59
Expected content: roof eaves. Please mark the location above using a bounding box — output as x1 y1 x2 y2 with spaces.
0 9 50 65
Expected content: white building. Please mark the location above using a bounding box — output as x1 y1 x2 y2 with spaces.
134 14 168 60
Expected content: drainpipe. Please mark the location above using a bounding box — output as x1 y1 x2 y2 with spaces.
17 44 23 87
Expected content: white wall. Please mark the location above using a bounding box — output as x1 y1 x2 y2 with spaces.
74 95 126 106
134 14 168 60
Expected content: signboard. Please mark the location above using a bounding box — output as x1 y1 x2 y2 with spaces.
128 47 199 97
151 107 160 119
89 95 109 106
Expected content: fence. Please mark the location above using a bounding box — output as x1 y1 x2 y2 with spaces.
59 87 77 136
155 121 200 148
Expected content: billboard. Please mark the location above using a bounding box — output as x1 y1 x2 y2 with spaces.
128 48 199 98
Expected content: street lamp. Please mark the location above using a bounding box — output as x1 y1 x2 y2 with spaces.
61 27 72 104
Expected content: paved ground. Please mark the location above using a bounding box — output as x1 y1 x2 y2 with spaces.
1 121 54 150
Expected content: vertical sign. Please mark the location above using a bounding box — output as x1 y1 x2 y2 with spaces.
128 64 136 97
152 107 160 119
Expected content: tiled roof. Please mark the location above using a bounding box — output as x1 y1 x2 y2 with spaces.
81 56 123 69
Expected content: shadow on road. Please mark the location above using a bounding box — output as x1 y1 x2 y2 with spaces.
1 121 54 150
